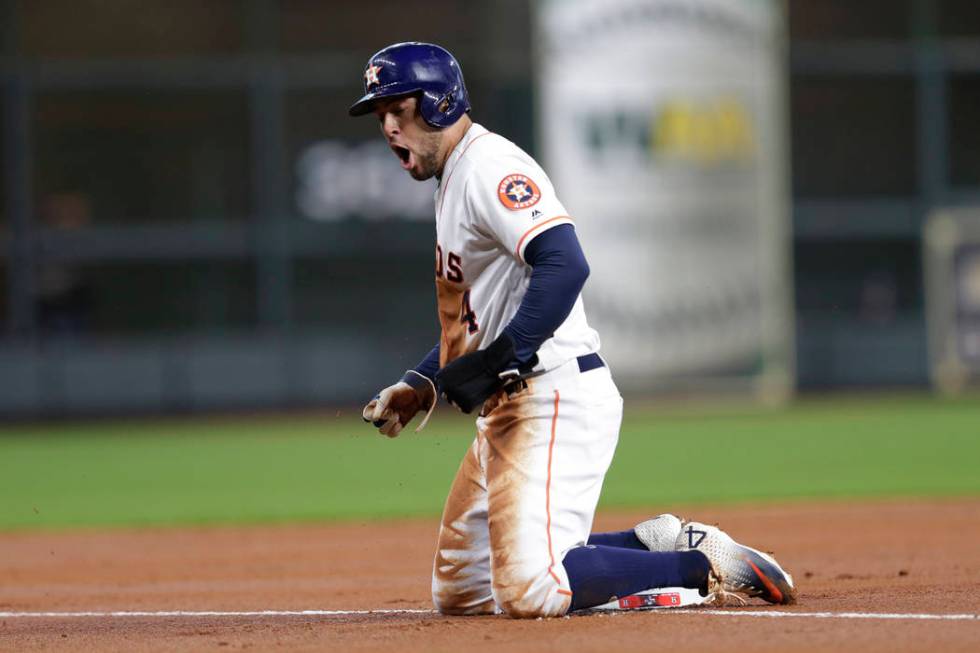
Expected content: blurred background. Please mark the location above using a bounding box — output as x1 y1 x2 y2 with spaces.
1 0 980 419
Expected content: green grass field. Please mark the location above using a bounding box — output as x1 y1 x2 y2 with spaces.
1 394 978 531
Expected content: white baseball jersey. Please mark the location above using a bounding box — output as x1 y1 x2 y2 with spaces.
433 122 600 370
430 123 623 618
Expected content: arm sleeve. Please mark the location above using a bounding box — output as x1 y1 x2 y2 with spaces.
413 343 441 380
502 224 589 364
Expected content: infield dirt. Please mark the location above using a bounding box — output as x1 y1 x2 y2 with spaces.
1 499 978 652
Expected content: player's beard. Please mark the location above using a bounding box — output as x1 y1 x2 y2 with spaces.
410 132 443 181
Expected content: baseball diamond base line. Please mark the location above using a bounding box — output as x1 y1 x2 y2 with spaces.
1 609 976 621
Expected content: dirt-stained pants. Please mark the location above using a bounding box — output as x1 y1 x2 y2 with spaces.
431 357 622 618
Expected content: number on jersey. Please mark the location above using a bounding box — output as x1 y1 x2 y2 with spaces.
460 290 479 334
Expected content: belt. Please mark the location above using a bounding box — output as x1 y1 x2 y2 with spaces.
514 352 605 380
576 352 605 374
515 353 604 377
486 353 606 416
503 352 605 389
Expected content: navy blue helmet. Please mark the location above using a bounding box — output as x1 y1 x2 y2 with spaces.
348 42 470 128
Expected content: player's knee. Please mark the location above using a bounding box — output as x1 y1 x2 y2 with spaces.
491 576 569 619
493 592 545 619
431 571 497 616
432 591 497 616
432 592 469 616
431 582 467 616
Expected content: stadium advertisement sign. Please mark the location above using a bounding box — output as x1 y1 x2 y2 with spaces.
925 210 980 393
537 0 793 395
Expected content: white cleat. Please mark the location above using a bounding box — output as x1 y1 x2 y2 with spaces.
633 513 683 552
675 521 797 605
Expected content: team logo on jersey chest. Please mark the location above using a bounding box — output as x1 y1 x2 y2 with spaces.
497 174 541 210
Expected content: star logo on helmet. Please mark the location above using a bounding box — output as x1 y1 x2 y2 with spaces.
364 64 382 88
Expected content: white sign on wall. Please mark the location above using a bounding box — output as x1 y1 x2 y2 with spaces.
538 0 794 395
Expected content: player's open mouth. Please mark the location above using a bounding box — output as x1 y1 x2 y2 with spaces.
391 144 413 170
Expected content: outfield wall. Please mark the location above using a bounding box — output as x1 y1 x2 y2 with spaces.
1 1 966 417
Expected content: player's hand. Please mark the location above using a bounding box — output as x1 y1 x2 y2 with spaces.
435 333 517 414
362 371 437 437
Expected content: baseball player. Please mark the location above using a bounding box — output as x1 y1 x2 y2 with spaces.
353 42 796 618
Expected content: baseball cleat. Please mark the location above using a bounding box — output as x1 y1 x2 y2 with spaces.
675 522 797 605
633 513 683 552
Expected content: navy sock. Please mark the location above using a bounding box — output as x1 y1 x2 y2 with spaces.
587 529 647 550
563 545 711 612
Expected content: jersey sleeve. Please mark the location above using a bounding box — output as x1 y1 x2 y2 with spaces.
465 155 574 263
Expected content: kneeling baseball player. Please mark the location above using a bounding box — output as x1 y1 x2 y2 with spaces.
354 42 797 618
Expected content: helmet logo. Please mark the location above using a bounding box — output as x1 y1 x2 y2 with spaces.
497 174 542 211
364 64 383 88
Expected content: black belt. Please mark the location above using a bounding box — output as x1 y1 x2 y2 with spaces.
576 353 605 373
495 353 605 407
511 352 605 382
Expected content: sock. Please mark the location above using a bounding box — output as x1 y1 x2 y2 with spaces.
563 545 711 612
587 529 647 550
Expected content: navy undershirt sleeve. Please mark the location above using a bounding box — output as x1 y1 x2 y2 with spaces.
413 343 440 380
503 223 590 364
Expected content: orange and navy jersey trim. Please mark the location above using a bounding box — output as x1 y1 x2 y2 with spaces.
515 215 572 261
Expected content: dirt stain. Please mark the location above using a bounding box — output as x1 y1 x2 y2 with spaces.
432 438 495 615
482 382 567 616
436 277 478 366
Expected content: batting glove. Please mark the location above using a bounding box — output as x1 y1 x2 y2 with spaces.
362 370 437 437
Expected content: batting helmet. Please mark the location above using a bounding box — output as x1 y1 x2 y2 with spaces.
348 42 470 128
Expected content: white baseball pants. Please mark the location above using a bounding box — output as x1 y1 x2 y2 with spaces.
431 356 622 618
